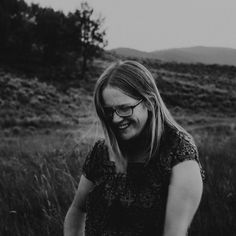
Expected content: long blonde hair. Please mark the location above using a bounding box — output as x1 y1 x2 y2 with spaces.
94 60 187 173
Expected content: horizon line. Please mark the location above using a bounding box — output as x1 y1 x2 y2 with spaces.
106 45 236 53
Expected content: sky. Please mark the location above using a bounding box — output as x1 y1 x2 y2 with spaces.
24 0 236 52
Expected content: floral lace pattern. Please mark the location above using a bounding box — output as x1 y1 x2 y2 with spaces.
82 127 205 236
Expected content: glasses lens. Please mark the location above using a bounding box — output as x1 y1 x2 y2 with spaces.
116 107 132 117
104 100 142 119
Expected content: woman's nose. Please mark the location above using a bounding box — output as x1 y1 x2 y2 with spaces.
112 112 123 123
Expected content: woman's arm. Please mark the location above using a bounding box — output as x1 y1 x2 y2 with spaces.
163 160 203 236
64 175 94 236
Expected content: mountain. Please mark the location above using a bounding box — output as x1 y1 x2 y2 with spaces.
111 46 236 66
109 47 158 59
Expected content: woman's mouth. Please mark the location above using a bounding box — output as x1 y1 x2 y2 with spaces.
117 122 130 130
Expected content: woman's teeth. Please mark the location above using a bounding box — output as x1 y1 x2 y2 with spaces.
118 122 129 130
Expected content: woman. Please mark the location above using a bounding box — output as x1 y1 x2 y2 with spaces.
64 60 204 236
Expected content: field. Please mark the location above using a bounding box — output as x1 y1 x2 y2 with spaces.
0 58 236 235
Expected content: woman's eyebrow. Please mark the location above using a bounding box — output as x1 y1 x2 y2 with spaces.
104 103 133 108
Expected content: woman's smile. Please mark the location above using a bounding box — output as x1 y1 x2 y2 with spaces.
117 121 130 130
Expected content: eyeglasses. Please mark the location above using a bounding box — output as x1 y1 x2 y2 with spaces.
103 100 143 119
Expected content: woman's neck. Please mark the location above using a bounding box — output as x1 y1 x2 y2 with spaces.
119 128 151 162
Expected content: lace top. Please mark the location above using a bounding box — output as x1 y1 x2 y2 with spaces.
82 127 205 236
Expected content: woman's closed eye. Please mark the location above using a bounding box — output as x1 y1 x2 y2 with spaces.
117 106 132 113
104 105 131 116
104 100 143 118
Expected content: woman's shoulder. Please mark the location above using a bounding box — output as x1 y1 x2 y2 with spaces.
92 138 107 151
85 138 108 163
160 126 197 165
82 138 109 182
160 125 205 179
162 125 196 151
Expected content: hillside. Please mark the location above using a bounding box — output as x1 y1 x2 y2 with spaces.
111 46 236 66
143 60 236 116
0 70 94 136
0 57 235 137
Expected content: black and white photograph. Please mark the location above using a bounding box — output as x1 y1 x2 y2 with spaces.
0 0 235 235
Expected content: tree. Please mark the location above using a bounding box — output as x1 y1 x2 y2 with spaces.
0 0 40 63
0 0 107 82
0 0 29 60
34 7 66 64
73 2 107 78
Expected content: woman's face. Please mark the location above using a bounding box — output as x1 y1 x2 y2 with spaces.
102 86 149 141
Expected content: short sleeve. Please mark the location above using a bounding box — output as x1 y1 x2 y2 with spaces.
171 132 205 180
82 139 105 183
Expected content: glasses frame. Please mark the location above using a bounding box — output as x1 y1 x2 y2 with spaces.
104 99 143 119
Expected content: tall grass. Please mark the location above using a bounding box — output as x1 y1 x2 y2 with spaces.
0 130 235 236
190 132 236 235
0 134 92 236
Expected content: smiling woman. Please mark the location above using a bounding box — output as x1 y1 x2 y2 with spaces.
64 60 205 236
102 87 148 141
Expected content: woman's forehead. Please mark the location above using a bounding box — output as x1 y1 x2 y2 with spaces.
102 86 137 107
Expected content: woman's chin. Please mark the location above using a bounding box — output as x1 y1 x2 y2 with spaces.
117 130 138 141
118 133 132 141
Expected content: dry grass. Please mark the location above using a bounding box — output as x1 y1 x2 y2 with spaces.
0 126 235 236
189 131 236 235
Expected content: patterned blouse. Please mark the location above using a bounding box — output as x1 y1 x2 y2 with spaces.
82 127 205 236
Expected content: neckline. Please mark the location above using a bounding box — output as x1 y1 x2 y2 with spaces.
105 160 146 166
128 161 145 165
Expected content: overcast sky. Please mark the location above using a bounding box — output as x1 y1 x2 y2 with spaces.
24 0 236 52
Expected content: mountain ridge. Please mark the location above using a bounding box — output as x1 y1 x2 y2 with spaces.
110 46 236 66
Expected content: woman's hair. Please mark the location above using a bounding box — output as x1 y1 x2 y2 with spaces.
94 60 187 173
